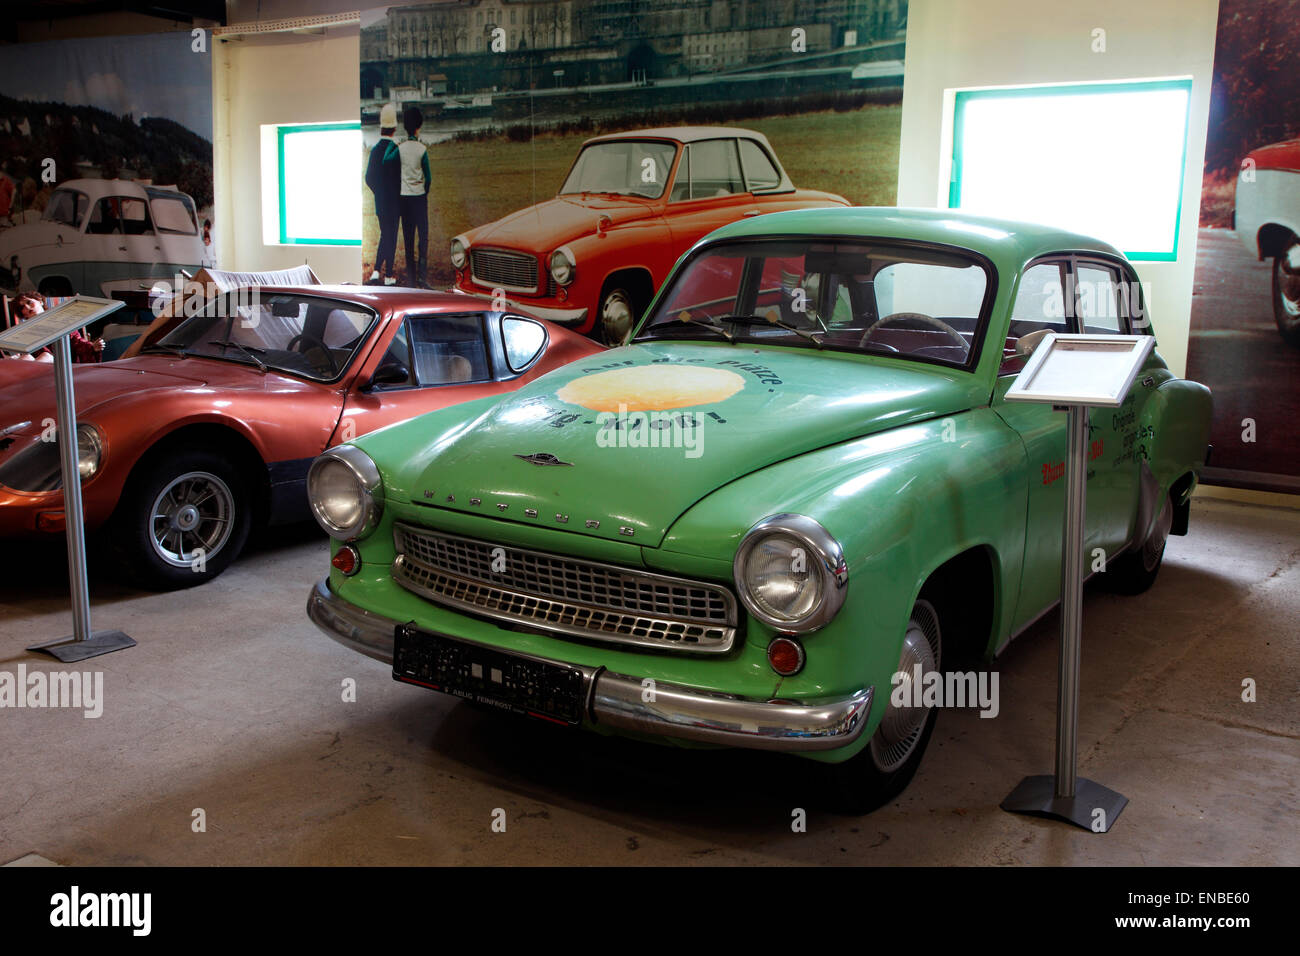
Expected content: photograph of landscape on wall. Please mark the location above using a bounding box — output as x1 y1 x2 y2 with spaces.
359 0 907 339
1188 0 1300 492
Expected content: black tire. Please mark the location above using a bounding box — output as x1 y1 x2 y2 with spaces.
819 599 942 814
108 447 252 590
1101 495 1173 596
1272 247 1300 347
596 285 642 346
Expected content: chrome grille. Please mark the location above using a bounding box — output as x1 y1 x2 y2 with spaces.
470 248 539 293
391 523 737 654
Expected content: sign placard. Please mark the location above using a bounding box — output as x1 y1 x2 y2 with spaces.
0 296 124 355
1005 332 1156 407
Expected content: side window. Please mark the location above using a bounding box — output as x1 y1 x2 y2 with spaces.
408 313 490 385
501 315 546 372
690 139 744 197
372 321 414 389
1002 261 1068 376
1074 262 1126 334
87 197 153 235
738 139 781 191
151 197 198 235
669 146 691 202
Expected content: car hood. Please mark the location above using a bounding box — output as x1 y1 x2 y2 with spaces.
390 341 979 548
0 221 73 256
0 360 213 427
466 195 655 250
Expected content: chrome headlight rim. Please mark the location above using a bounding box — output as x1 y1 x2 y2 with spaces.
76 422 103 481
450 236 469 270
549 246 576 286
307 444 384 541
733 513 848 633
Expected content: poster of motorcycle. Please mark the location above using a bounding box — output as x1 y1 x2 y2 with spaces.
359 0 909 343
0 30 215 340
1187 0 1300 493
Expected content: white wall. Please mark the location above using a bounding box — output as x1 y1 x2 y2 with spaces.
897 0 1220 377
212 29 361 282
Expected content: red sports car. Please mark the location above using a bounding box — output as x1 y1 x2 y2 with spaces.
0 285 602 588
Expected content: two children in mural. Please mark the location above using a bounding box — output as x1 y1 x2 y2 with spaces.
366 103 431 288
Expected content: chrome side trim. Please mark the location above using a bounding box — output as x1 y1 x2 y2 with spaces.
305 578 872 753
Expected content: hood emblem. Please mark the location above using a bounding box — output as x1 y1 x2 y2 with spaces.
515 452 573 467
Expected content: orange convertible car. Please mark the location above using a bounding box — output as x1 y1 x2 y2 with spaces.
0 286 602 588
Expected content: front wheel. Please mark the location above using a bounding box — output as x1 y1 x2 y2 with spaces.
1272 242 1300 347
108 447 252 590
819 599 942 814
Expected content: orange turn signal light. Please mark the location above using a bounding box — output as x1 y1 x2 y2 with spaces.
767 636 805 677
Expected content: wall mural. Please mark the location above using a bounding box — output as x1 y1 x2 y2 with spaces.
0 30 215 358
1187 0 1300 493
359 0 908 344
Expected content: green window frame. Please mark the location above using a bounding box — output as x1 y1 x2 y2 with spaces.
949 79 1192 262
277 121 362 246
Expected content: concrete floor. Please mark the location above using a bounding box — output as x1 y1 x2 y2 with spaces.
1 498 1297 866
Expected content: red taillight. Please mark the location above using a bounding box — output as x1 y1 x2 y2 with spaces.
331 545 359 576
767 636 805 676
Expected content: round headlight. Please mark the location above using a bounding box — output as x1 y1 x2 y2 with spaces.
76 423 103 481
307 445 383 541
734 514 848 632
450 237 468 270
549 247 575 286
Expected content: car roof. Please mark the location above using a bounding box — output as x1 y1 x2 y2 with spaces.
232 284 500 311
585 126 768 146
701 206 1127 272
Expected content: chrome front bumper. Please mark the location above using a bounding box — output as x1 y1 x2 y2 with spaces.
306 577 872 753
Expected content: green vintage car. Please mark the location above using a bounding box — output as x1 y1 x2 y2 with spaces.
305 207 1212 812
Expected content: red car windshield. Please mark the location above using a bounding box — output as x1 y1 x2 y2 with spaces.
559 140 677 199
636 238 994 369
157 292 378 382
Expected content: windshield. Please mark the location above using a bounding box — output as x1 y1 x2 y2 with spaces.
635 239 993 368
157 292 378 381
559 140 677 199
41 189 86 227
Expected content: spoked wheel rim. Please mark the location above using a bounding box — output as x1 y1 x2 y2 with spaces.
1276 243 1300 329
600 290 636 344
1142 497 1174 573
149 470 236 568
871 599 942 773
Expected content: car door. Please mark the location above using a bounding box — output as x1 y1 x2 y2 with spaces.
994 255 1145 632
666 139 759 254
85 195 163 291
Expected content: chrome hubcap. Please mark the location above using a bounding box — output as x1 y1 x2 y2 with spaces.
149 471 235 569
871 599 942 773
601 291 635 343
1142 497 1173 573
1279 244 1300 319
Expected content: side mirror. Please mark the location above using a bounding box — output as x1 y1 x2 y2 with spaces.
1016 328 1051 358
364 362 409 391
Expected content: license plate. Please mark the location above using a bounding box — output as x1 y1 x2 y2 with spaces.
392 624 585 726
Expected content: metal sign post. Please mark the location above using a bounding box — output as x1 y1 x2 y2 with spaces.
0 295 136 662
999 333 1155 833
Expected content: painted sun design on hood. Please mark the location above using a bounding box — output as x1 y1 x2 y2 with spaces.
556 364 746 413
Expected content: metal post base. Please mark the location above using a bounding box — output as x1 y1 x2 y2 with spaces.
1001 774 1128 832
27 630 136 663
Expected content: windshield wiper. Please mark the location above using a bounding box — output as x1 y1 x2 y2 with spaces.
140 343 187 357
206 339 267 372
655 311 735 342
719 313 824 348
